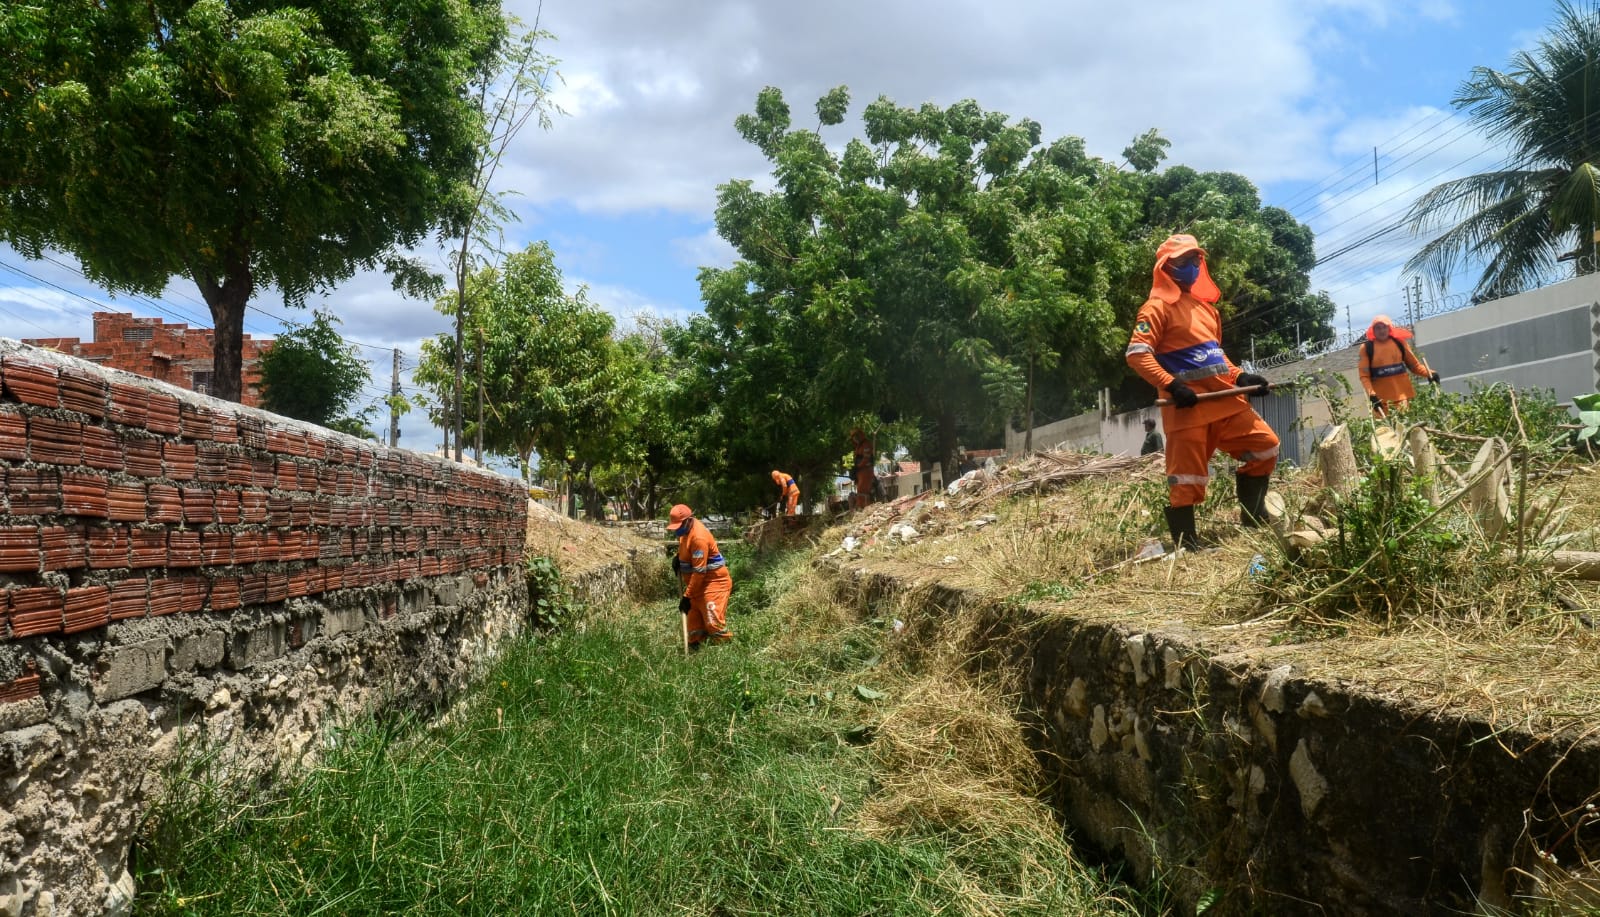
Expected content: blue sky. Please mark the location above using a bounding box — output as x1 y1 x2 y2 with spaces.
0 0 1576 454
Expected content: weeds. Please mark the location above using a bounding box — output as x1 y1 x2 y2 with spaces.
137 546 1132 916
524 554 575 628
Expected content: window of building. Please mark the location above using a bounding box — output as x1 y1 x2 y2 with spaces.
121 327 154 342
191 371 212 395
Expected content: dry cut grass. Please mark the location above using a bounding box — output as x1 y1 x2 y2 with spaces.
818 452 1600 741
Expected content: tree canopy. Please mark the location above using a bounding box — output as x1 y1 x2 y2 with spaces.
414 242 630 491
0 0 507 401
679 86 1330 498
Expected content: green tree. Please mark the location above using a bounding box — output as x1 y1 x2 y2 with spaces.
700 87 1138 483
0 0 507 402
415 243 626 495
258 310 376 436
1404 0 1600 299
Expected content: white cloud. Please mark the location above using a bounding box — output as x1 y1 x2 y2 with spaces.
670 227 737 271
499 0 1468 219
574 277 700 328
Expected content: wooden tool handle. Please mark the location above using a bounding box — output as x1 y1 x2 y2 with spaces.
1155 384 1270 408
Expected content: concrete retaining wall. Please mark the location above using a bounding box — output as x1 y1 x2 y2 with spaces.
0 341 529 916
841 567 1599 916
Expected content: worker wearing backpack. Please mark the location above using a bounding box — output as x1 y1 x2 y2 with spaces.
1358 315 1439 417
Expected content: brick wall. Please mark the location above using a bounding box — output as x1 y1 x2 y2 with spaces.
24 311 272 407
0 346 521 654
0 340 529 912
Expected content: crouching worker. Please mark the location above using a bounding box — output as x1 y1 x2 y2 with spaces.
1359 314 1438 418
1125 234 1279 549
668 504 733 650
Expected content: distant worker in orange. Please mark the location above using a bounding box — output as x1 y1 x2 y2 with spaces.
849 429 876 510
1358 315 1438 417
668 504 732 650
770 469 800 515
1126 234 1278 549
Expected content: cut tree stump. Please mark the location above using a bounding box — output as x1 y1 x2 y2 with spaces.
1462 437 1513 539
1406 426 1439 506
1317 424 1359 499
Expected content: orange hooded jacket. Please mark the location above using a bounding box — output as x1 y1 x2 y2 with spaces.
1358 314 1431 407
1125 235 1248 432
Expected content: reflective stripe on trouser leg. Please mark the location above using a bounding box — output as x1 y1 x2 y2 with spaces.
1218 410 1280 478
697 574 733 638
1165 424 1213 508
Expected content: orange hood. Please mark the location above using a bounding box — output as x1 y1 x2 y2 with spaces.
1149 234 1220 305
771 470 788 485
1364 314 1413 342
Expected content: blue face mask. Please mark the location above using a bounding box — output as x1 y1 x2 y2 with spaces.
1167 261 1201 286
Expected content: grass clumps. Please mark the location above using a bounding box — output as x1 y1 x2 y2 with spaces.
135 543 1133 916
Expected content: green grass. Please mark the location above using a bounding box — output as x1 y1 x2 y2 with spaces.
133 547 1131 916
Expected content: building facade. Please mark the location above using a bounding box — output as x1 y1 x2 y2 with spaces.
24 312 272 406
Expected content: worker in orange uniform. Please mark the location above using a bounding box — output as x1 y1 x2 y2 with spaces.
1358 314 1438 417
770 469 800 516
668 504 733 650
849 429 876 510
1125 234 1279 549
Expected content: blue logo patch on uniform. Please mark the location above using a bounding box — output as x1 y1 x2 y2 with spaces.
1135 320 1152 334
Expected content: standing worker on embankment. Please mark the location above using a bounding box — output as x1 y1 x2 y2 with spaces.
1125 234 1279 549
770 469 800 516
668 504 733 651
1358 314 1439 418
849 428 876 510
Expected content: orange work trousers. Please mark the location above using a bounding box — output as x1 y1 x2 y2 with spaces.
687 569 733 645
783 488 799 515
1165 409 1279 508
851 469 874 509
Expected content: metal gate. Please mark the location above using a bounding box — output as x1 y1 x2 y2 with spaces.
1253 389 1304 467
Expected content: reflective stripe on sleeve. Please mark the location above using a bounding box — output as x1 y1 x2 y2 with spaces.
1126 343 1154 356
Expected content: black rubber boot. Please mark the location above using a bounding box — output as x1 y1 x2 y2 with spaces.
1237 473 1271 528
1164 505 1198 551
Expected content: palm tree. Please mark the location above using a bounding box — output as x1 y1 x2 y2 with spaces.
1404 1 1600 299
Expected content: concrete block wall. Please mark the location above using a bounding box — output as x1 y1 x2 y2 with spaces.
0 341 528 916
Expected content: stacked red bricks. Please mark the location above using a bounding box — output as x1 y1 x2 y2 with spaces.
24 312 272 407
0 347 527 688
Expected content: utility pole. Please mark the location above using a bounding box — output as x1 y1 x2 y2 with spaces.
474 325 484 465
1250 337 1256 366
1412 275 1424 335
389 348 400 448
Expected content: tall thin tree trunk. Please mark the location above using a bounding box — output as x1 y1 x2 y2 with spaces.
474 325 484 464
938 409 958 484
1023 354 1035 455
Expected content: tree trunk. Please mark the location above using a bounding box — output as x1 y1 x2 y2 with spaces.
195 261 254 404
474 325 484 465
1023 354 1035 455
938 410 958 485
